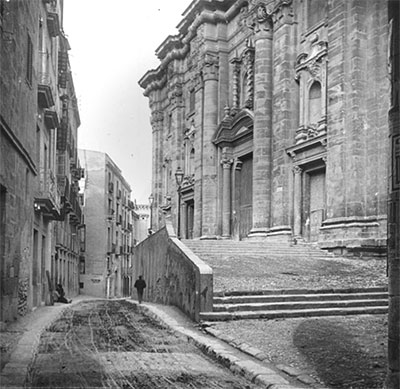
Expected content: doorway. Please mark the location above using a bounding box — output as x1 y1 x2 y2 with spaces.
233 153 253 240
185 200 194 239
305 169 326 242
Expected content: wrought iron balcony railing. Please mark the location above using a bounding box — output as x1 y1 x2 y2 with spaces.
34 170 61 219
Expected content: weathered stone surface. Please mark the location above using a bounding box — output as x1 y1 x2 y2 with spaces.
139 0 390 257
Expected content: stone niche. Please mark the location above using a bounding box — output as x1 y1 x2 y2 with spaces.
295 32 328 144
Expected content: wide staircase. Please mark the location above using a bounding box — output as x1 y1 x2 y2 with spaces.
181 239 388 321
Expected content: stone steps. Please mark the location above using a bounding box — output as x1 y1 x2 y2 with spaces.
213 298 387 312
182 239 334 259
213 291 388 304
199 306 389 321
180 239 387 321
201 287 388 321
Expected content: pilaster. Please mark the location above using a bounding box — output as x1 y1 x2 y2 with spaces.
221 155 233 238
200 53 219 239
247 4 273 238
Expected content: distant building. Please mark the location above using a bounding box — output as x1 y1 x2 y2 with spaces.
140 0 390 257
134 204 151 242
0 0 83 325
78 149 135 298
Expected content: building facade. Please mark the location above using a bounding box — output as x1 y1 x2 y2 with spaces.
140 0 390 256
0 0 83 325
78 149 135 298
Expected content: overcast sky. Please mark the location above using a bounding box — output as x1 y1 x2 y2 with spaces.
63 0 190 204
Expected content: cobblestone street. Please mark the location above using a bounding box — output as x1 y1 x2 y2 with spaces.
26 300 259 388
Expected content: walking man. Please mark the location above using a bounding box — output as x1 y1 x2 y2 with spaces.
134 275 146 304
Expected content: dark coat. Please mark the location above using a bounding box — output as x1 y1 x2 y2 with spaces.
134 279 146 291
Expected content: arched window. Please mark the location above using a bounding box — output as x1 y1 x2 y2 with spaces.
308 81 322 125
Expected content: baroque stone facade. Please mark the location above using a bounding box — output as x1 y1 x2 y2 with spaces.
140 0 390 256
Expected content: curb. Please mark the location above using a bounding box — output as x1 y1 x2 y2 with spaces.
136 302 307 389
203 325 321 388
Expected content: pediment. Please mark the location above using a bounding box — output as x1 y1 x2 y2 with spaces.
213 109 253 147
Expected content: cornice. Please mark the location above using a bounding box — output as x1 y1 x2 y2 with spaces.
139 0 248 95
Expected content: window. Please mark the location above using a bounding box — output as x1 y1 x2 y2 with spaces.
308 81 322 125
26 34 33 85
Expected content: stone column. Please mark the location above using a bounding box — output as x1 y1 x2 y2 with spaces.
221 157 233 238
293 166 302 237
150 108 162 231
232 159 243 240
387 1 400 388
200 54 219 238
270 0 296 234
249 5 273 238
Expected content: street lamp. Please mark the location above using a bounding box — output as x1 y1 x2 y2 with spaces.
148 193 154 235
175 167 184 239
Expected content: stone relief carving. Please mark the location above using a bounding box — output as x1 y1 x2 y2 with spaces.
187 25 205 70
242 39 255 109
200 53 219 80
168 82 183 108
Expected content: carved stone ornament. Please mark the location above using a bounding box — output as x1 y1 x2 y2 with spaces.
221 158 234 169
246 4 273 34
293 165 303 174
242 39 255 109
272 0 294 26
169 82 183 108
237 5 249 27
201 53 219 81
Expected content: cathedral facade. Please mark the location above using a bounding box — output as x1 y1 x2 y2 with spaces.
139 0 390 256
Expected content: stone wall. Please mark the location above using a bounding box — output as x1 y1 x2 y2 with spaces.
133 219 213 321
0 0 38 325
387 0 400 387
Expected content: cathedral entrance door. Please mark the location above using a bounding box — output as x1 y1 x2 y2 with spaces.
234 153 253 240
307 169 326 242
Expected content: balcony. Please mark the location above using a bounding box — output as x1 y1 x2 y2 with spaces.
34 170 61 219
37 52 57 109
47 12 60 37
58 51 68 88
59 177 82 226
44 109 59 129
56 116 68 151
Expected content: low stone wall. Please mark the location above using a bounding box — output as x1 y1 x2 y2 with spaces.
132 221 213 321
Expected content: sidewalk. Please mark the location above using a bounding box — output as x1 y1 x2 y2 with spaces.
0 295 97 388
0 296 306 389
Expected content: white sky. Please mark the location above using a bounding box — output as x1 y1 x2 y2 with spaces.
63 0 190 204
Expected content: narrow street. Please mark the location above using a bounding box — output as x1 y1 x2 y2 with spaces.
26 300 258 388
